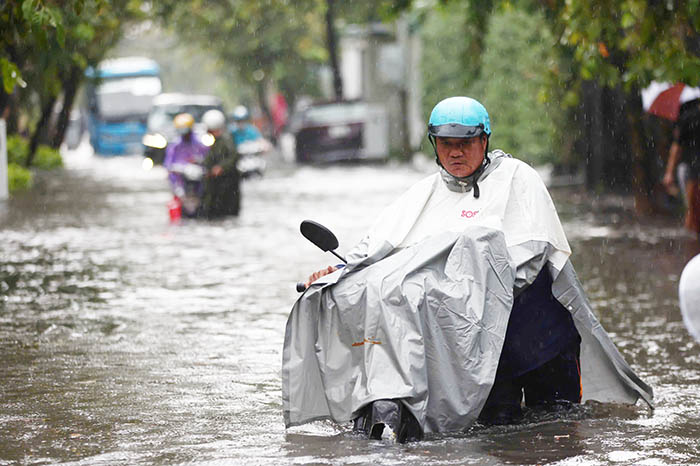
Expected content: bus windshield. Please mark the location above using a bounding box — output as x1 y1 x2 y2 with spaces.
96 76 162 121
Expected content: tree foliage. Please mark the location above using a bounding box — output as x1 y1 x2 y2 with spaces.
152 0 411 110
420 2 475 117
421 0 700 90
547 0 700 89
1 0 145 165
475 7 565 165
153 0 329 108
0 0 66 94
536 0 700 208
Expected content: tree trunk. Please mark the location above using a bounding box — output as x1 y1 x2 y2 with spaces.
625 90 656 215
582 81 605 190
325 0 343 101
399 88 411 159
26 96 57 167
255 78 275 142
51 66 82 149
0 88 9 119
1 43 22 121
5 93 20 135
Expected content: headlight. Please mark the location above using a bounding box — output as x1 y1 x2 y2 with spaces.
142 157 154 171
142 133 167 149
201 133 215 147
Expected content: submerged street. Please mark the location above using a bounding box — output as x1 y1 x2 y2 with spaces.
1 147 700 465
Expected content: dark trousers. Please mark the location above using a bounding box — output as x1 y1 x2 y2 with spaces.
478 341 582 425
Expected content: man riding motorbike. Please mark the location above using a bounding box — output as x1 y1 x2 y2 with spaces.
284 96 653 442
228 105 271 178
201 109 241 218
229 105 263 146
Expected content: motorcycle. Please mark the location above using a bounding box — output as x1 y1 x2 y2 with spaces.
289 217 654 443
294 220 422 442
236 138 271 179
167 162 206 220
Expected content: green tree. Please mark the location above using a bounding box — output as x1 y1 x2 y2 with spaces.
153 0 412 115
0 0 65 117
475 7 564 165
540 0 700 211
2 0 145 166
547 0 700 87
0 0 65 92
420 1 474 118
46 0 145 150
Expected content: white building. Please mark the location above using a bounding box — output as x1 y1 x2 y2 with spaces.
321 16 423 157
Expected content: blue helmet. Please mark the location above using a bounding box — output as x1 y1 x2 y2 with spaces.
428 96 491 139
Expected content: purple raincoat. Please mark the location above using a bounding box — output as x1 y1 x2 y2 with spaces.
163 134 209 192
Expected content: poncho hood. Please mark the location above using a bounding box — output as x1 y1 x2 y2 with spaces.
439 149 510 194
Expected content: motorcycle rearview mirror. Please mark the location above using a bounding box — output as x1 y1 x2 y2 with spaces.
300 220 347 264
296 220 347 293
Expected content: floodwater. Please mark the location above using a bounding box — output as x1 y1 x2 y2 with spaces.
1 146 699 466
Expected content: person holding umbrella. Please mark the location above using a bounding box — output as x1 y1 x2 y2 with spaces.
662 98 700 238
643 82 700 238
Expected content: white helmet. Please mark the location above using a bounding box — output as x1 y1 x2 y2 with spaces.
203 109 226 131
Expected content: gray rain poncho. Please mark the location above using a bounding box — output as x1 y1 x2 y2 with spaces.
283 152 653 434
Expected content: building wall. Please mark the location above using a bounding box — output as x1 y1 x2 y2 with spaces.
338 17 423 157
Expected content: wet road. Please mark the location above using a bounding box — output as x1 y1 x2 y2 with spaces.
1 147 699 465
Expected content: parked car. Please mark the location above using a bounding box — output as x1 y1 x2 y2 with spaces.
286 100 388 163
141 93 224 164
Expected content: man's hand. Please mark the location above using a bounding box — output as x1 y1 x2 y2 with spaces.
211 165 223 177
664 141 682 195
663 172 678 195
304 265 338 288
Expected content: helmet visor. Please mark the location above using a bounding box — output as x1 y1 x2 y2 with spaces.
428 123 485 139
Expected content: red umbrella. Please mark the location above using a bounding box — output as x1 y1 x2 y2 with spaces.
641 81 700 121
